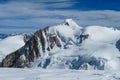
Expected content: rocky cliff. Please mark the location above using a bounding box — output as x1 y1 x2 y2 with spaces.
1 26 62 68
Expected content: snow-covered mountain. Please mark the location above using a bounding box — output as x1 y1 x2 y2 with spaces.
0 35 27 62
1 19 120 70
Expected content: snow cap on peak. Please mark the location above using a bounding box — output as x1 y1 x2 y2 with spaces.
65 18 74 23
61 18 82 28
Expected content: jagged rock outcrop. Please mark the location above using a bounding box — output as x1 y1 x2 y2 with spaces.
1 27 62 68
23 34 29 43
1 47 24 67
79 34 89 43
79 63 89 70
116 39 120 51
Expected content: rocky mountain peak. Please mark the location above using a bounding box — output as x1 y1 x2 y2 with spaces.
2 19 120 70
1 26 62 68
60 19 81 28
0 19 88 68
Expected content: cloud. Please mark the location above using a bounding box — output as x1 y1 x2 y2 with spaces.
8 0 71 3
0 1 120 33
2 0 76 9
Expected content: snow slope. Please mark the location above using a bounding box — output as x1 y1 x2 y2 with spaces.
49 19 82 43
0 68 120 80
0 35 25 61
34 19 120 70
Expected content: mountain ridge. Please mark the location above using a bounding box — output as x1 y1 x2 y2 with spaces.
1 19 120 70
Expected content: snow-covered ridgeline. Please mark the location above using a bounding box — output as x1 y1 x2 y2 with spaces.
0 35 25 61
1 19 120 70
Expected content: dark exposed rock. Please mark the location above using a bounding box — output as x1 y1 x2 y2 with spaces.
1 47 23 67
116 39 120 51
23 34 29 43
79 63 89 70
80 34 89 43
61 21 70 26
2 52 16 67
49 35 62 49
63 22 69 26
15 55 25 68
1 26 62 68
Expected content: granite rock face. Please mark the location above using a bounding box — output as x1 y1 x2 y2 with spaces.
1 27 62 68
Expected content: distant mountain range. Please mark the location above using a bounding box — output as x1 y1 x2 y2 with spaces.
0 34 8 39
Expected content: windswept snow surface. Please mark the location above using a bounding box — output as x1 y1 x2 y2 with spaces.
0 68 120 80
0 35 25 61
